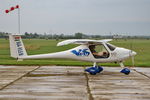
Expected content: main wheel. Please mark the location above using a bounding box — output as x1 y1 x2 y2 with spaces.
90 72 97 75
85 67 97 75
96 66 103 73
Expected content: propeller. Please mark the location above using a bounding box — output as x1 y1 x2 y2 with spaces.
131 52 135 67
129 39 136 67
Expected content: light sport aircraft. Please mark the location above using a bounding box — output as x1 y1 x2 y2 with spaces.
9 35 136 75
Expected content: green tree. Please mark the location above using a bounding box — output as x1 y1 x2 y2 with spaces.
74 32 83 39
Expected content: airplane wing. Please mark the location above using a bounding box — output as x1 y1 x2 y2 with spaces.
57 39 112 46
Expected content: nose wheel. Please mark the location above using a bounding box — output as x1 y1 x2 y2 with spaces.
119 62 131 75
120 68 130 75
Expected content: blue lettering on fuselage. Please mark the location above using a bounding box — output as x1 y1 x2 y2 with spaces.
71 49 90 56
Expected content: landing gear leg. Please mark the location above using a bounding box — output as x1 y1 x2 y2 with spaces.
119 62 130 75
85 62 103 75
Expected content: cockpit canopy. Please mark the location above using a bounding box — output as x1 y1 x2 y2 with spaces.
106 43 116 51
89 43 116 59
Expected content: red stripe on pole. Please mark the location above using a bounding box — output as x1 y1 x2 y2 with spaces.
16 5 19 9
5 10 9 13
10 7 15 11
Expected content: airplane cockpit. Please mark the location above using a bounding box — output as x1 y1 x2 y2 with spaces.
89 43 116 59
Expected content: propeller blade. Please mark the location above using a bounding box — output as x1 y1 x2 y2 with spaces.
131 55 135 67
129 39 135 67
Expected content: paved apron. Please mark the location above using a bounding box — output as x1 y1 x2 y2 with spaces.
0 65 150 100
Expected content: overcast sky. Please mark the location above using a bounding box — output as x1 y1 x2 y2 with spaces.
0 0 150 36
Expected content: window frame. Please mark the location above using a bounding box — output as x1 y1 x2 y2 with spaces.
106 43 116 51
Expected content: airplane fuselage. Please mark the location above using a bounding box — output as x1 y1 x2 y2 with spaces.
19 44 136 63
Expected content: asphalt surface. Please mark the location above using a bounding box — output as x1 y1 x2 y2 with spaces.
0 65 150 100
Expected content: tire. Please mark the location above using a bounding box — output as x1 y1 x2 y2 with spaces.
90 72 96 75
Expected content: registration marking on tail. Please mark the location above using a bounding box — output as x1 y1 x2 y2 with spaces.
15 36 24 56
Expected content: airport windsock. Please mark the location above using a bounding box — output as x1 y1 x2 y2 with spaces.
5 5 19 14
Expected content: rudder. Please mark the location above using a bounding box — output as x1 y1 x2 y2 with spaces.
9 35 27 58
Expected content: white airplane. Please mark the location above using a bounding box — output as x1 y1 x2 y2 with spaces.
9 34 136 75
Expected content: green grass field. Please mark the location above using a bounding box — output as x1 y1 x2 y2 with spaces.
0 38 150 67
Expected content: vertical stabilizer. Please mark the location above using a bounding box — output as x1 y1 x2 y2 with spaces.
9 35 27 58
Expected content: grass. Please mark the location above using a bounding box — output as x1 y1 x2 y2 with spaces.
0 38 150 67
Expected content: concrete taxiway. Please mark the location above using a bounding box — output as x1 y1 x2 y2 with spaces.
0 65 150 100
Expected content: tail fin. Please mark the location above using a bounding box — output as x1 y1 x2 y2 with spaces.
9 35 27 59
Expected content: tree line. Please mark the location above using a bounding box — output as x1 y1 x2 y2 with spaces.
0 32 102 39
0 32 150 39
